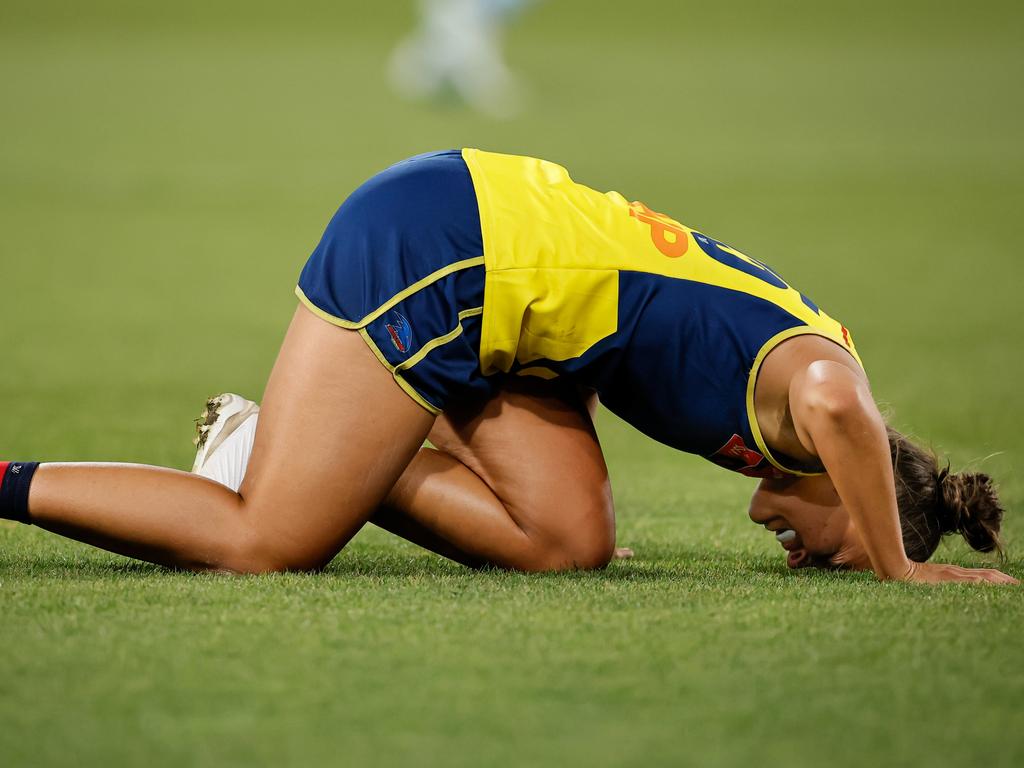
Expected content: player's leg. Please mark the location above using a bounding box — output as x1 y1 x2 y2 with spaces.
375 378 617 571
19 306 434 572
189 379 617 572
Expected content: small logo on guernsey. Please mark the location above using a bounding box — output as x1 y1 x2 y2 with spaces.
710 434 785 479
385 311 413 354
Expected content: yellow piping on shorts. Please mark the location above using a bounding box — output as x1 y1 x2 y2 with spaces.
357 328 442 415
396 307 483 374
294 255 485 330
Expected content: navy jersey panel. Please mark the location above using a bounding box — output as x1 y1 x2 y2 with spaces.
598 272 802 474
501 271 806 476
297 150 495 411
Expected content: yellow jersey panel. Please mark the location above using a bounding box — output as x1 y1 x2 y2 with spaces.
461 147 861 377
483 267 620 370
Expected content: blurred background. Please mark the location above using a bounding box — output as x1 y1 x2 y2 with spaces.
2 0 1021 466
1 1 1022 766
3 0 1022 464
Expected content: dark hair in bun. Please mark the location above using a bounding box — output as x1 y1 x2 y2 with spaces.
887 428 1005 562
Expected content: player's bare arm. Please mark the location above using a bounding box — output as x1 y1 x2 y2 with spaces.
748 335 1015 584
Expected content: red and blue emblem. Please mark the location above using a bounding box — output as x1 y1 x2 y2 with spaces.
385 311 413 354
710 434 785 479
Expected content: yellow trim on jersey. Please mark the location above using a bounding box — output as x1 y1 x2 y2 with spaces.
515 366 559 379
294 254 485 330
395 307 483 373
745 327 861 477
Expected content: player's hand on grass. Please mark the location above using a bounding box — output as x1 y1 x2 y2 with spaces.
899 561 1019 585
613 547 634 560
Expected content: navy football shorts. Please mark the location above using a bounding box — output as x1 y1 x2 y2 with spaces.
296 150 495 414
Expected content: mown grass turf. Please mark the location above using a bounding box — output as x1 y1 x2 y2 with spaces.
1 1 1022 766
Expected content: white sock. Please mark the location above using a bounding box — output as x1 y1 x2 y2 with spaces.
196 414 259 492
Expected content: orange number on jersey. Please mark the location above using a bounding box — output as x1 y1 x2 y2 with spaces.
629 201 689 259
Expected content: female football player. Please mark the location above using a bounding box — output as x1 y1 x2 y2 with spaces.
1 150 1015 584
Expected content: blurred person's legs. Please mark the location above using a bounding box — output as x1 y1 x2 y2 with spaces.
389 0 535 118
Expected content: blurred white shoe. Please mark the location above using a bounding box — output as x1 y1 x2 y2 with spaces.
192 393 260 492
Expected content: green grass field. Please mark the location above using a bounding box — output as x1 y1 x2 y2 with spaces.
2 1 1022 765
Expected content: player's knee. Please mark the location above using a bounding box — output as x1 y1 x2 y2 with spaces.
525 497 616 572
566 489 616 569
216 523 327 574
582 533 616 570
547 530 615 571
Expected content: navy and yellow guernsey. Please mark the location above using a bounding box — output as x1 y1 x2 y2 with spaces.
463 149 862 478
297 149 862 479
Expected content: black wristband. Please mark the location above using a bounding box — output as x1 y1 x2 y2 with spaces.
0 462 40 524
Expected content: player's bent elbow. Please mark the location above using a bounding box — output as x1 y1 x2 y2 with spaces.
801 367 874 426
817 389 867 425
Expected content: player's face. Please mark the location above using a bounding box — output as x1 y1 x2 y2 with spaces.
748 475 872 572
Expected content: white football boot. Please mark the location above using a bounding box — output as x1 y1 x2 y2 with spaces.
192 393 260 492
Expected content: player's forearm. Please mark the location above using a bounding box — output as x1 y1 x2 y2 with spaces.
807 396 911 579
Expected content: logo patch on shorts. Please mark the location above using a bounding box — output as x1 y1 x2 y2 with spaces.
385 311 413 354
